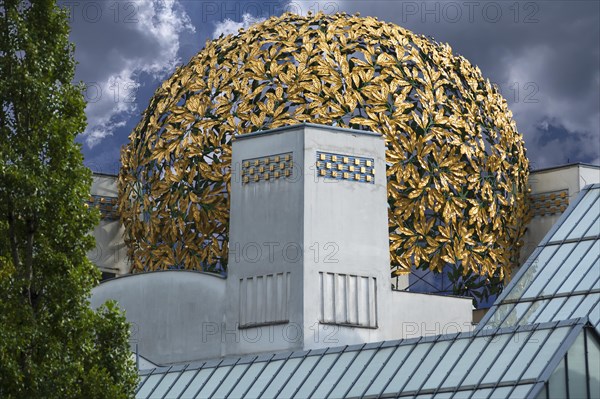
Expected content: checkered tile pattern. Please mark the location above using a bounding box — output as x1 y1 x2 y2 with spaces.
242 152 294 184
530 189 569 216
316 151 375 184
88 195 119 220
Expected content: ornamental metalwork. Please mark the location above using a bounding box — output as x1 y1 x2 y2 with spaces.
530 190 568 216
88 195 118 220
119 12 530 290
242 153 293 184
316 152 375 183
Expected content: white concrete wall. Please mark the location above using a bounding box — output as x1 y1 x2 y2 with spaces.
91 271 226 365
580 165 600 191
390 291 474 338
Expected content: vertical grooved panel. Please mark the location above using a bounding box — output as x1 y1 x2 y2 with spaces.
318 272 377 328
239 278 246 326
276 273 283 321
238 272 290 327
256 276 263 323
335 274 346 323
319 272 324 322
358 276 368 325
348 275 358 324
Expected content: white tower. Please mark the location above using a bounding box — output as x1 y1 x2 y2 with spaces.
225 123 393 354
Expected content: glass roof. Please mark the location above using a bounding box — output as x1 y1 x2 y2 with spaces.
134 319 591 399
479 184 600 333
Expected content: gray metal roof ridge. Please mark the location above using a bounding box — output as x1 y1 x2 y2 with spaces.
138 318 588 372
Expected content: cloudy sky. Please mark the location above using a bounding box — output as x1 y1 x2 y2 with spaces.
63 0 599 174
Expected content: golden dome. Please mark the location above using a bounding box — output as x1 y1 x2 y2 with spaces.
119 12 529 295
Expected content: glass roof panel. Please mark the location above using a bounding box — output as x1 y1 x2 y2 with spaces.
574 247 600 291
243 360 284 399
294 353 338 398
276 355 319 398
553 241 598 292
540 240 595 296
228 362 267 399
460 334 512 386
567 294 600 322
148 372 179 399
500 302 533 328
440 337 487 389
136 375 148 395
501 328 561 382
196 366 232 398
308 351 356 399
529 297 567 324
584 214 600 237
328 349 377 398
549 189 599 242
452 389 486 398
211 364 249 398
346 347 395 397
516 300 549 326
260 358 302 399
551 296 587 321
522 243 576 298
381 343 433 395
163 370 196 398
565 202 600 240
503 246 558 302
489 385 517 399
402 341 451 392
509 384 535 398
136 374 161 399
484 304 514 328
520 327 571 380
180 368 214 399
479 330 533 385
363 345 415 396
420 338 470 390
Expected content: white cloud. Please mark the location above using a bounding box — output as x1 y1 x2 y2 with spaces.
212 13 264 38
69 0 195 147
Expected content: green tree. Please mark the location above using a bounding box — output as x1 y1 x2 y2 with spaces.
0 1 138 397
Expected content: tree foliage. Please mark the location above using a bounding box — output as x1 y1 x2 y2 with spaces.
0 1 137 396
